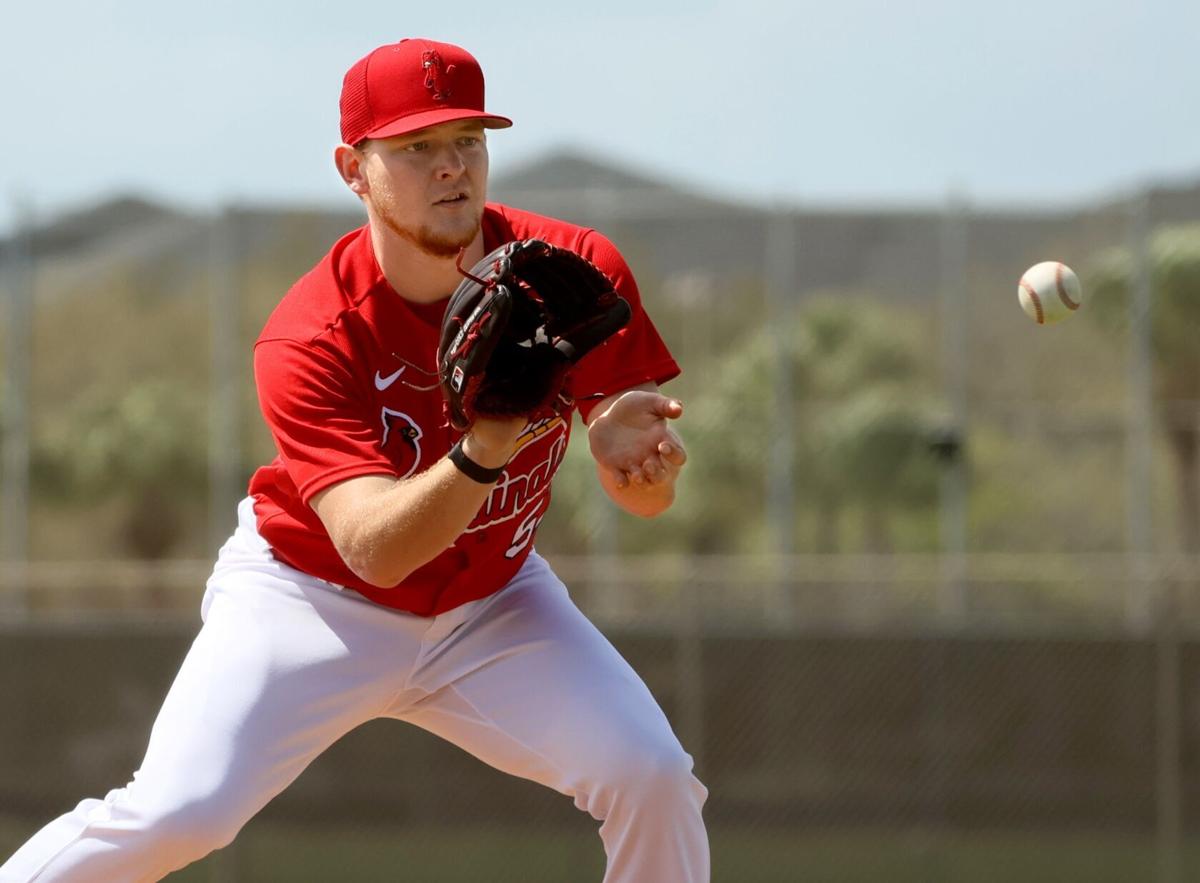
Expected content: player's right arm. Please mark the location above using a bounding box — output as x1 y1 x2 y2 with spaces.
255 336 525 589
310 415 525 588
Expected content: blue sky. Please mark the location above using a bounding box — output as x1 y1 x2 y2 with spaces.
3 0 1198 234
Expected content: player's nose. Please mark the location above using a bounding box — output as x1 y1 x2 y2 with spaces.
433 144 469 179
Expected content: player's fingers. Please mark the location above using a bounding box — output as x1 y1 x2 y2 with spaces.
659 441 687 467
650 396 684 419
642 456 664 484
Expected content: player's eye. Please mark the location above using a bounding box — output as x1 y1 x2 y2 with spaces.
458 136 481 148
404 141 429 152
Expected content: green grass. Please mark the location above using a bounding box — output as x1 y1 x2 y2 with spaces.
4 817 1198 882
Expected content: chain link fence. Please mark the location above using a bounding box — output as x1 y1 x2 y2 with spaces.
3 177 1200 880
1 556 1199 881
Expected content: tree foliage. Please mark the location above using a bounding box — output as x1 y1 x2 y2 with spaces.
1086 223 1200 552
1087 223 1200 402
662 295 942 554
32 379 208 558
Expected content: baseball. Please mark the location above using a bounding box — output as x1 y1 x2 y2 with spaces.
1017 261 1084 325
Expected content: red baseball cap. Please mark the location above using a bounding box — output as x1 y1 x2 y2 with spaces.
339 39 512 145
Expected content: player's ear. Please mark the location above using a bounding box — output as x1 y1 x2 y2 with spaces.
335 143 370 196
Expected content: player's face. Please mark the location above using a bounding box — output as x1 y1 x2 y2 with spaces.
359 120 489 258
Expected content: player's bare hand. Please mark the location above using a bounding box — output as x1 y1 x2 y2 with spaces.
587 390 686 489
639 438 687 486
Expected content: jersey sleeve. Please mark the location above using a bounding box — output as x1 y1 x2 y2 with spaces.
254 338 399 503
568 231 681 423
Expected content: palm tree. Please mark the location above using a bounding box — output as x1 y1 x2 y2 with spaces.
1087 224 1200 554
688 296 939 553
33 379 208 560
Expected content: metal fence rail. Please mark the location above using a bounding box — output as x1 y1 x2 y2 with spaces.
1 585 1197 882
3 553 1199 633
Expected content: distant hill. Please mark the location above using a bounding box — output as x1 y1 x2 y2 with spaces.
493 151 1199 301
4 149 1199 306
19 195 187 258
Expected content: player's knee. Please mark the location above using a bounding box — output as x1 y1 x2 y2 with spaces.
139 796 242 865
607 740 707 811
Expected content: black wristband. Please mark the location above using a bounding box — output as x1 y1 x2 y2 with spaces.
448 438 507 484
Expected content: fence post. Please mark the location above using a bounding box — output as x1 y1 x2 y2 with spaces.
937 191 969 625
1 198 34 619
676 558 705 775
1155 570 1182 883
764 209 796 626
208 206 242 553
1126 192 1154 631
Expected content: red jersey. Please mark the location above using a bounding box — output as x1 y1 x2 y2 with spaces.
248 204 680 616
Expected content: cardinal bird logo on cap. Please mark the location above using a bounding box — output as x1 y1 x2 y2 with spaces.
422 50 455 101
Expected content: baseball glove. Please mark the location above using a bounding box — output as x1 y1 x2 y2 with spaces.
438 239 632 431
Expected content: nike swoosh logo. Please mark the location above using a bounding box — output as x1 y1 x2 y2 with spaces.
374 367 406 391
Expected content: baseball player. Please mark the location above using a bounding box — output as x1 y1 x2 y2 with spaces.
0 38 708 883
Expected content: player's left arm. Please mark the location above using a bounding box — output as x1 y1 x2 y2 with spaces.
585 382 687 518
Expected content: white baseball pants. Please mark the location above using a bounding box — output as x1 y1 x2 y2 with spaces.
0 498 709 882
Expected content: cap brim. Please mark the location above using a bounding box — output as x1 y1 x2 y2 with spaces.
364 109 512 141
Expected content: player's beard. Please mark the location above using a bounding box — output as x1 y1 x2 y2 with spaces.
370 192 482 259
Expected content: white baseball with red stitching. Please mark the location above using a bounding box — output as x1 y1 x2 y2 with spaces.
1018 261 1084 325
